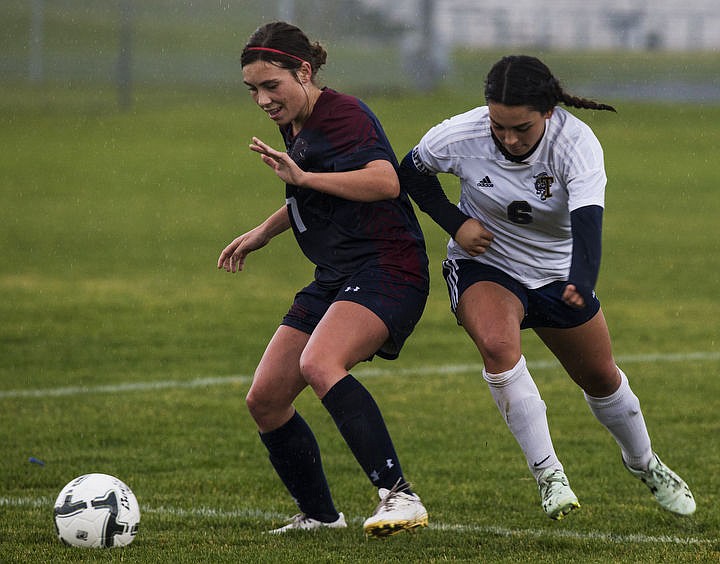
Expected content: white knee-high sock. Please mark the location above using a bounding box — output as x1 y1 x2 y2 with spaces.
584 368 653 470
483 355 561 480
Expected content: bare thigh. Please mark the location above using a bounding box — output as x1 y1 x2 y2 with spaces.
456 281 525 373
245 325 310 433
300 300 389 398
534 308 620 397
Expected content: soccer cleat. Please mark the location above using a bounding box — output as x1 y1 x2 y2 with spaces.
537 468 580 520
363 481 429 538
268 512 347 534
624 453 696 515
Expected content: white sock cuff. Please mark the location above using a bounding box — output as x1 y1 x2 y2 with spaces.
482 355 527 386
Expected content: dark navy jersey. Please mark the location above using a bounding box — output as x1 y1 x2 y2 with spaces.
279 88 428 290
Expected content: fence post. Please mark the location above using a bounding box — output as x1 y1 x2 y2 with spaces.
117 0 133 111
403 0 446 92
29 0 44 83
278 0 295 21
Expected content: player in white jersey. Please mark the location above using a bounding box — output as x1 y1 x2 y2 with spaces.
400 55 695 520
419 104 605 291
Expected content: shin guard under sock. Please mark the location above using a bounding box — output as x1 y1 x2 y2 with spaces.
259 411 339 522
484 356 562 480
584 368 653 470
322 374 409 491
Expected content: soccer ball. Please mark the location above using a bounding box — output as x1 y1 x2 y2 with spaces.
53 473 140 548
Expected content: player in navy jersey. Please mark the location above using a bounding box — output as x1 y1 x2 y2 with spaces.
400 55 695 520
217 22 429 537
278 87 427 289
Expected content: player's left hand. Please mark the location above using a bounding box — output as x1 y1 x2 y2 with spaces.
454 218 494 256
250 137 307 186
562 283 586 309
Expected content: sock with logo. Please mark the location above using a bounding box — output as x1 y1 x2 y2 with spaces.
484 355 562 480
259 410 340 522
584 367 653 470
322 374 410 492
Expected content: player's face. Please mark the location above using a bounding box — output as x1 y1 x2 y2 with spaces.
488 102 552 157
243 60 313 129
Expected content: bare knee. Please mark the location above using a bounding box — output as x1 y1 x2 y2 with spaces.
579 365 622 398
472 331 521 372
298 349 328 391
298 348 343 397
245 383 294 432
245 387 272 425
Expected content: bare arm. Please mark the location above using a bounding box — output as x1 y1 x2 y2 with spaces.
250 137 399 202
217 206 291 273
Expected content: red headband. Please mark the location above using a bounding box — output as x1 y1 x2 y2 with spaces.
245 47 308 66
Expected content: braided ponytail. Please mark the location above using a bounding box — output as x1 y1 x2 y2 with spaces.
559 92 616 112
485 55 616 113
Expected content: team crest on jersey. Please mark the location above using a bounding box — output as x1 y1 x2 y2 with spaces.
289 138 309 166
533 173 554 201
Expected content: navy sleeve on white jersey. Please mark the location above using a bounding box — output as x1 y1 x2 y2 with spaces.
399 149 470 237
567 205 603 301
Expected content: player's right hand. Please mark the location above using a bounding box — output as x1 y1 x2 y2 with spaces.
217 229 270 273
454 218 494 256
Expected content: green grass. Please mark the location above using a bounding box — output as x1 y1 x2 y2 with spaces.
1 82 719 562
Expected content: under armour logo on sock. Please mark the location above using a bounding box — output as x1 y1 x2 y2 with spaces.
370 460 396 483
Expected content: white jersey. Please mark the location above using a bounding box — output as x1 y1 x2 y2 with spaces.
414 106 606 288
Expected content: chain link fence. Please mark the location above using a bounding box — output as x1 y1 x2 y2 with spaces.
2 0 719 103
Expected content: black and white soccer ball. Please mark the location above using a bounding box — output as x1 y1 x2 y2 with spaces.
53 473 140 548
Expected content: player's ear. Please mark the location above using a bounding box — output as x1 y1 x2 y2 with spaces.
297 61 312 84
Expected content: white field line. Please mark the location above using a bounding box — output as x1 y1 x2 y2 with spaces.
1 351 718 400
0 495 714 546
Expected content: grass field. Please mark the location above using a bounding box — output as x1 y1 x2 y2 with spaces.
1 79 719 563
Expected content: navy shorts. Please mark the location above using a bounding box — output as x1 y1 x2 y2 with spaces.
282 269 428 360
442 259 600 329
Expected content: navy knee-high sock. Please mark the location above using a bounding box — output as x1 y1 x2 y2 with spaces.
322 374 410 492
259 411 339 522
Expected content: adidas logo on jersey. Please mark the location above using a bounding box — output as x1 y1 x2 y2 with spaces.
476 176 494 188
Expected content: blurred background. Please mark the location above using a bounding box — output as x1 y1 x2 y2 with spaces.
2 0 720 108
